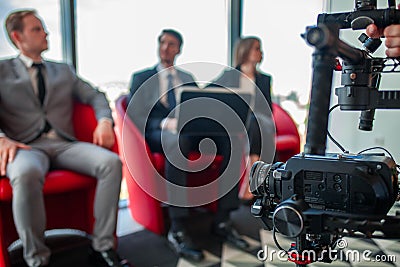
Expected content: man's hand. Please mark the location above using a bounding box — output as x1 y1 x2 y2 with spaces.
366 24 400 57
93 120 115 149
0 137 31 176
366 4 400 57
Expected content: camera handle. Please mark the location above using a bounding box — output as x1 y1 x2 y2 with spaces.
301 24 337 155
302 23 366 155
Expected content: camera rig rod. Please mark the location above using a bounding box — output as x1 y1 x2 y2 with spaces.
317 6 400 30
302 24 354 155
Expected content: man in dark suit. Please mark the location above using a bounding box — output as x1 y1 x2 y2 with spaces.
0 9 129 267
127 29 249 262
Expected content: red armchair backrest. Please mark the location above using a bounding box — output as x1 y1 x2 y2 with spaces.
73 102 98 143
73 102 118 153
272 103 301 161
272 103 299 139
114 96 166 195
115 97 164 179
114 95 166 234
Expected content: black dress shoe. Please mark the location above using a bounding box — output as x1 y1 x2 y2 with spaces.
212 221 250 250
167 230 204 262
88 246 132 267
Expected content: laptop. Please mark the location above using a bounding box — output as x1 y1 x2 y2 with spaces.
176 86 254 136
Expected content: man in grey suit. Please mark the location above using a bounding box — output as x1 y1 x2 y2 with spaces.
0 9 129 267
127 29 249 262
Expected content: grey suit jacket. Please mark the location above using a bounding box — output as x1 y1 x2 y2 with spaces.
127 65 196 134
0 57 112 143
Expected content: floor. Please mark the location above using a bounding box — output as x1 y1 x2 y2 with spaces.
114 204 400 267
116 204 266 267
7 200 400 267
116 199 144 237
114 202 400 267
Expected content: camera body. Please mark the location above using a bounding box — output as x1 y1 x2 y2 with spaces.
251 153 398 217
250 154 399 240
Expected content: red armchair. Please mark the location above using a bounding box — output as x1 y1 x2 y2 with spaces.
115 95 299 235
115 95 228 234
0 102 118 267
272 103 301 162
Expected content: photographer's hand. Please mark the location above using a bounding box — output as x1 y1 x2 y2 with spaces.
366 4 400 57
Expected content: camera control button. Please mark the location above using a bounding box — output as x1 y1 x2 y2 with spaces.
333 174 342 182
334 183 342 192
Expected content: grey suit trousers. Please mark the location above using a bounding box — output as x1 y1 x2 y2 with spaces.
6 135 122 267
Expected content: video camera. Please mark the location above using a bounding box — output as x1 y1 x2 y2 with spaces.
250 1 400 266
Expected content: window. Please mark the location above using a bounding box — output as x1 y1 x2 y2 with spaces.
243 0 324 141
76 0 228 101
0 0 62 61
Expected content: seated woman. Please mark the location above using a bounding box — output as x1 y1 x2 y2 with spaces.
210 36 275 202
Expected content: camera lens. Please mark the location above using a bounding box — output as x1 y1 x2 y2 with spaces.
305 27 326 48
249 161 286 198
249 161 272 196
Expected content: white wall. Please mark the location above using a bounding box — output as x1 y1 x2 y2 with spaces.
325 0 400 162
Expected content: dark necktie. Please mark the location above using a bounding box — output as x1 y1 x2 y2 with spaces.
32 63 51 133
166 73 176 110
32 63 45 105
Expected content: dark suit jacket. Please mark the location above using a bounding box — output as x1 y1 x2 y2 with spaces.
0 57 112 143
211 67 273 115
210 67 275 158
127 65 196 134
